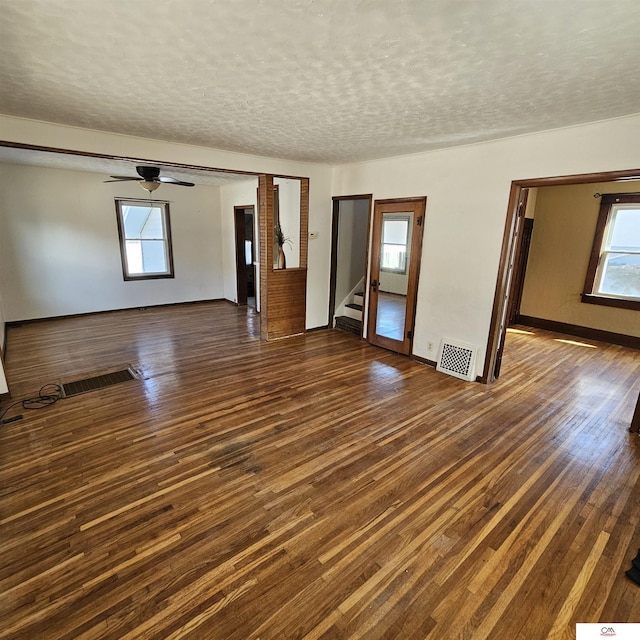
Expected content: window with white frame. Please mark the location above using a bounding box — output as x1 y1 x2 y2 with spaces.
380 215 410 274
583 193 640 310
115 199 174 280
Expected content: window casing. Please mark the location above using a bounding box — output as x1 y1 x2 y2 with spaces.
115 199 174 280
380 215 410 274
582 193 640 311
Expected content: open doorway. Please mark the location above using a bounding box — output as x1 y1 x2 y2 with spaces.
234 205 256 308
329 195 371 336
484 167 640 384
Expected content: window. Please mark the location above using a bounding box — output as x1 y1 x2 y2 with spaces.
380 215 410 274
115 199 174 280
582 193 640 310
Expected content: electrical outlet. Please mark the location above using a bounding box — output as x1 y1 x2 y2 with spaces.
427 342 433 352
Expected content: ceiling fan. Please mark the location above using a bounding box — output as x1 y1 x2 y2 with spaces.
104 166 195 192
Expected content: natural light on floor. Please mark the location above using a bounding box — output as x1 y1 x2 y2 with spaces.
554 338 598 349
506 328 535 335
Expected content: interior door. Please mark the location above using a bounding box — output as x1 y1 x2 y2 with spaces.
367 197 426 355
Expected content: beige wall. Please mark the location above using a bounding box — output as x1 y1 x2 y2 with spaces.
520 180 640 337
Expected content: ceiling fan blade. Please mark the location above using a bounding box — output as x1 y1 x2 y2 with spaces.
104 176 141 182
157 177 195 186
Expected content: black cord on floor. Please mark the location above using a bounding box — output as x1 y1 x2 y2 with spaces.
0 384 63 425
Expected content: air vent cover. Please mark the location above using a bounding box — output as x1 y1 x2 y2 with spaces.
436 339 477 382
62 368 136 397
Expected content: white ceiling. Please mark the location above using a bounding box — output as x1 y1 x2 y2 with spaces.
1 0 639 165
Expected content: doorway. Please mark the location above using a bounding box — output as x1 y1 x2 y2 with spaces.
328 195 371 335
484 167 640 383
367 197 426 355
234 205 256 308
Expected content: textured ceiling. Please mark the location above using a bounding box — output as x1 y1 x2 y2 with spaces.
0 0 639 164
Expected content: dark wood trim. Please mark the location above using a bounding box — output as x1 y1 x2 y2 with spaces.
509 218 534 324
306 325 330 332
595 192 640 204
331 194 374 201
0 140 309 182
516 168 640 188
0 338 8 399
300 178 309 271
502 189 529 346
115 198 175 281
631 391 640 434
582 192 640 310
373 196 427 205
411 353 436 368
483 184 522 383
258 175 273 341
516 315 640 350
362 199 373 339
5 298 226 327
581 294 640 311
328 199 340 327
582 195 610 298
234 205 254 306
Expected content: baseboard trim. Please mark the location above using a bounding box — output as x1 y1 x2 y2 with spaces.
5 298 226 328
411 354 437 368
307 325 330 332
516 315 640 350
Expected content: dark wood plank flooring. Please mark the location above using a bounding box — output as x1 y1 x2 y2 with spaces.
1 303 639 639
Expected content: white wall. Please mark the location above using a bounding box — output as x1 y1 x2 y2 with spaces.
219 177 259 305
0 163 223 320
0 116 335 329
333 114 640 376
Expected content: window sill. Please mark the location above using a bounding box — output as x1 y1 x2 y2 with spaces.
124 273 175 281
581 293 640 311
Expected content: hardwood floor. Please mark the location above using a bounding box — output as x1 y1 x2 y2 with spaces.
375 292 406 342
1 303 639 639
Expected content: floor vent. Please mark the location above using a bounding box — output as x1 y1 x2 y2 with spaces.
62 368 137 397
436 339 477 382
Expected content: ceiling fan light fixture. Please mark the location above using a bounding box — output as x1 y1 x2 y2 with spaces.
140 180 160 192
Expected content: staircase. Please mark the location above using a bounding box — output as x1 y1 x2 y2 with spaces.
334 292 363 336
